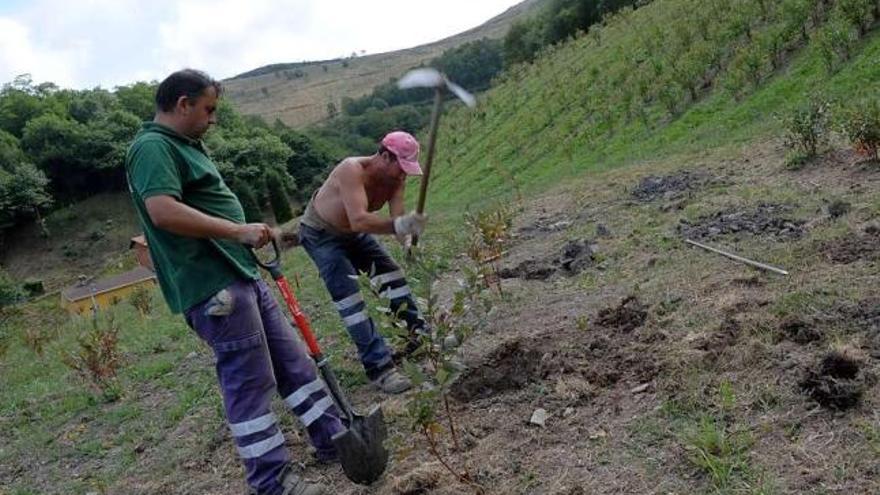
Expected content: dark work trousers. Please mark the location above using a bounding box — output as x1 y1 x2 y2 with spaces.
185 279 344 495
299 223 426 380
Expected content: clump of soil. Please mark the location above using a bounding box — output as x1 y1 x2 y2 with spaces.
678 203 806 241
557 239 595 275
800 351 865 410
821 227 880 264
779 318 823 344
391 463 442 495
695 318 740 352
631 171 707 202
498 260 556 280
499 239 595 280
826 200 852 219
451 339 543 401
595 296 648 332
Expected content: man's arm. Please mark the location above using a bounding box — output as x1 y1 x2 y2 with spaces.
338 163 396 235
145 195 272 247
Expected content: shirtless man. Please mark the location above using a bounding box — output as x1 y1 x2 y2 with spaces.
298 131 428 394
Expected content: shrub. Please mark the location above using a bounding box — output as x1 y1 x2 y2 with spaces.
61 314 123 400
837 98 880 159
780 99 830 160
129 285 153 317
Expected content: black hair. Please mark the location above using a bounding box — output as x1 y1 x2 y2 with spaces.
377 144 397 160
154 69 222 113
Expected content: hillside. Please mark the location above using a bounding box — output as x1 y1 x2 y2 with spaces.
222 0 545 127
3 1 880 494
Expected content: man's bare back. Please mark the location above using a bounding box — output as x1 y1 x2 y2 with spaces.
312 157 405 234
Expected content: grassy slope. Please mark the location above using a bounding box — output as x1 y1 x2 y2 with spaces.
2 0 880 493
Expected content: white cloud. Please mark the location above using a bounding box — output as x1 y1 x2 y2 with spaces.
0 0 524 89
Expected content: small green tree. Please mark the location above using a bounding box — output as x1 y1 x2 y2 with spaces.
266 172 295 224
232 182 263 223
779 98 830 167
61 313 123 401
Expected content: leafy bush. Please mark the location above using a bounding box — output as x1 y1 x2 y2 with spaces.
780 99 830 162
837 98 880 159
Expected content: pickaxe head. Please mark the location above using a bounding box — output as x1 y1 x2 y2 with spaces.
397 68 477 108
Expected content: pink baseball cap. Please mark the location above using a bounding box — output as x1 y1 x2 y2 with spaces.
381 131 422 175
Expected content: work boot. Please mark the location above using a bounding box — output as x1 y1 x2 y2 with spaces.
278 464 326 495
371 367 412 394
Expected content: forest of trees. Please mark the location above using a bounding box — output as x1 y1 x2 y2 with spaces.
0 75 339 236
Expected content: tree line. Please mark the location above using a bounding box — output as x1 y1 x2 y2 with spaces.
0 75 340 238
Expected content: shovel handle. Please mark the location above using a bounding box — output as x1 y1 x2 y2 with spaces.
252 239 323 357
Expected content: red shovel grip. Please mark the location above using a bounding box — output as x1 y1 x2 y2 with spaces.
251 238 323 357
275 276 322 357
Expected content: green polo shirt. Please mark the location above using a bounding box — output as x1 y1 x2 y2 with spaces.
125 122 259 313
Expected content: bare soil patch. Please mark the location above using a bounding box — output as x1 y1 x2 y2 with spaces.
821 226 880 263
678 203 806 241
498 239 596 281
800 351 865 410
450 339 543 401
630 170 715 202
594 296 648 333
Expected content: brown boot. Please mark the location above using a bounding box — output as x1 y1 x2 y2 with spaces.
278 465 327 495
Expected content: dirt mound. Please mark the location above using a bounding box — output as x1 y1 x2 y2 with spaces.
631 171 708 202
595 296 648 332
451 339 543 401
800 352 865 410
678 203 806 241
778 318 823 344
499 239 595 280
498 260 556 280
821 227 880 264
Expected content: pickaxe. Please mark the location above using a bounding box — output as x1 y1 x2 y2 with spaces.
397 68 477 253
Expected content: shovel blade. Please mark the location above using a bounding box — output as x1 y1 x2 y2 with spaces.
332 405 388 485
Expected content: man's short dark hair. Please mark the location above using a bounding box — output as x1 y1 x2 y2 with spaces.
155 69 222 112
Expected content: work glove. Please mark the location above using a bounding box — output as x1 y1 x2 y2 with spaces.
393 212 427 237
395 233 413 248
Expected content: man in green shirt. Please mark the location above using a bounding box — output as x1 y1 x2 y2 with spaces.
125 69 342 495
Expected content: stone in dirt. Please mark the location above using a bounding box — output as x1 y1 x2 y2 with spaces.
530 408 550 426
595 296 648 332
800 351 865 410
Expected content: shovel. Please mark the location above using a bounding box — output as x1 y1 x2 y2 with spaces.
252 239 388 485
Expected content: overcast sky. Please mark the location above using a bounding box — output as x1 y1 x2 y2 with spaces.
0 0 523 89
